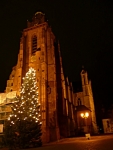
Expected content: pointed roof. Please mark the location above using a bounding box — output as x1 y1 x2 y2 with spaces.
81 66 87 74
75 105 91 112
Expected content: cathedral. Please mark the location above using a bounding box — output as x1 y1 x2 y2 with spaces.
0 12 97 143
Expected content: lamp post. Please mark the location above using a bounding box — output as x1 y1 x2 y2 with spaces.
80 112 89 133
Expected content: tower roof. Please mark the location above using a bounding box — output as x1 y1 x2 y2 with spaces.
81 66 87 74
32 11 45 24
27 12 46 28
35 12 44 16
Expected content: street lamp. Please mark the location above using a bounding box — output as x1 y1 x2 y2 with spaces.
80 112 89 119
80 112 89 133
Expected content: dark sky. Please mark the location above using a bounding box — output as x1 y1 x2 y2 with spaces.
0 0 113 109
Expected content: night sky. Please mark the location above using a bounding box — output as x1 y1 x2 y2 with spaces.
0 1 113 111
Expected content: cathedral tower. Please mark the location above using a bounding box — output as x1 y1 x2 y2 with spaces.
81 68 98 133
5 12 60 143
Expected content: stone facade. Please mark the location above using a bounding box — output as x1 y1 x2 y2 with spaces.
74 69 98 134
0 12 97 143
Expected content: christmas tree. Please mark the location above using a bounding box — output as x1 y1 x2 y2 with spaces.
4 68 42 149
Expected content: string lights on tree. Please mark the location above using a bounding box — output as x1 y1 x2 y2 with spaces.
4 67 42 149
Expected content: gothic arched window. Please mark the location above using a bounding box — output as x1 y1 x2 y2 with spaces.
32 35 37 54
78 98 81 106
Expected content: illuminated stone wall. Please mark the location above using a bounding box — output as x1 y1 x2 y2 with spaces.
73 69 98 134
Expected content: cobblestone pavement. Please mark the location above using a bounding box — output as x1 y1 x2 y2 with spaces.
2 134 113 150
38 134 113 150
